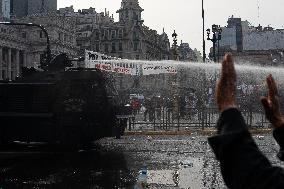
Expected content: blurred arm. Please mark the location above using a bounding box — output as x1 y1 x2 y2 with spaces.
273 126 284 161
208 108 284 189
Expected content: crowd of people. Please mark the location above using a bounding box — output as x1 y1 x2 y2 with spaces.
128 94 210 122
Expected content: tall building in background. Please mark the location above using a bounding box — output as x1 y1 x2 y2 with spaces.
11 0 28 18
212 16 284 65
10 0 57 18
28 0 57 16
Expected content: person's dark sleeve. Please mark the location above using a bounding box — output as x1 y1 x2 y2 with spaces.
273 125 284 161
208 108 284 189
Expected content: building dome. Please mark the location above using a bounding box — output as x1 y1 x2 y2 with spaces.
117 0 144 24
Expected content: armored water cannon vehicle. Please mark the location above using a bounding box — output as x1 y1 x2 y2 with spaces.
0 22 129 147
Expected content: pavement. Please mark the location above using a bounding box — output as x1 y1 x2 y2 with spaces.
0 132 282 189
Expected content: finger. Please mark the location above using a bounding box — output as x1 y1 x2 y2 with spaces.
260 97 271 110
221 56 229 81
221 54 236 83
221 54 231 77
270 75 279 96
267 75 279 106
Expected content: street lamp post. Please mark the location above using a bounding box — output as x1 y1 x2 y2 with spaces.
217 28 222 62
172 30 178 61
171 30 180 119
206 24 222 62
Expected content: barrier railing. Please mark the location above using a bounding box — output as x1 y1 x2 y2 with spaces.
127 107 270 131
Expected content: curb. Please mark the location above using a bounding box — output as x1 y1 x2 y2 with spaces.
124 128 272 136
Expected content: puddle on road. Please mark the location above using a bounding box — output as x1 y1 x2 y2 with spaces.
139 157 204 188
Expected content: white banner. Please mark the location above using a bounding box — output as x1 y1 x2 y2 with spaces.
84 50 177 76
142 63 177 75
84 50 138 75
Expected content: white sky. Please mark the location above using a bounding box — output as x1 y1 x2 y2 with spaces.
58 0 284 54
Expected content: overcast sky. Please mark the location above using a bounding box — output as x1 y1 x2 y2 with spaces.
58 0 284 53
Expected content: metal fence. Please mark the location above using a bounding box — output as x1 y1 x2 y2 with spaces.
127 107 270 131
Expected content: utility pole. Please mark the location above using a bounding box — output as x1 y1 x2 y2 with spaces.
202 0 206 62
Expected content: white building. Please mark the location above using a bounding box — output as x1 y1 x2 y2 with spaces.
243 28 284 51
219 26 237 51
219 17 284 51
215 17 284 65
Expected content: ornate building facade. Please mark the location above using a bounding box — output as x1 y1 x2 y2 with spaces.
59 0 173 60
58 0 170 60
178 42 198 62
90 0 171 60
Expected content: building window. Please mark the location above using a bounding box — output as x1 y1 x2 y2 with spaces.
119 43 123 51
133 12 138 20
118 30 123 38
104 30 109 39
133 32 137 39
136 55 140 60
111 30 116 39
40 54 45 64
95 31 100 40
1 28 7 33
59 33 63 41
11 53 15 62
111 43 116 53
22 32 27 38
96 44 100 52
134 42 139 51
104 44 109 53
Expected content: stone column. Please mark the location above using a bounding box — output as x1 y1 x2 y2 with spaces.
0 47 2 80
23 51 27 67
7 48 11 81
15 49 20 78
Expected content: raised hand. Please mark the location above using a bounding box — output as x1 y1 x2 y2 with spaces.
261 75 284 128
216 54 237 112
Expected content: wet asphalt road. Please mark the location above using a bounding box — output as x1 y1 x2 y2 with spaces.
0 133 283 189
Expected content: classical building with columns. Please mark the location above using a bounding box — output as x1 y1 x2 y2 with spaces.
0 13 78 81
0 24 28 80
